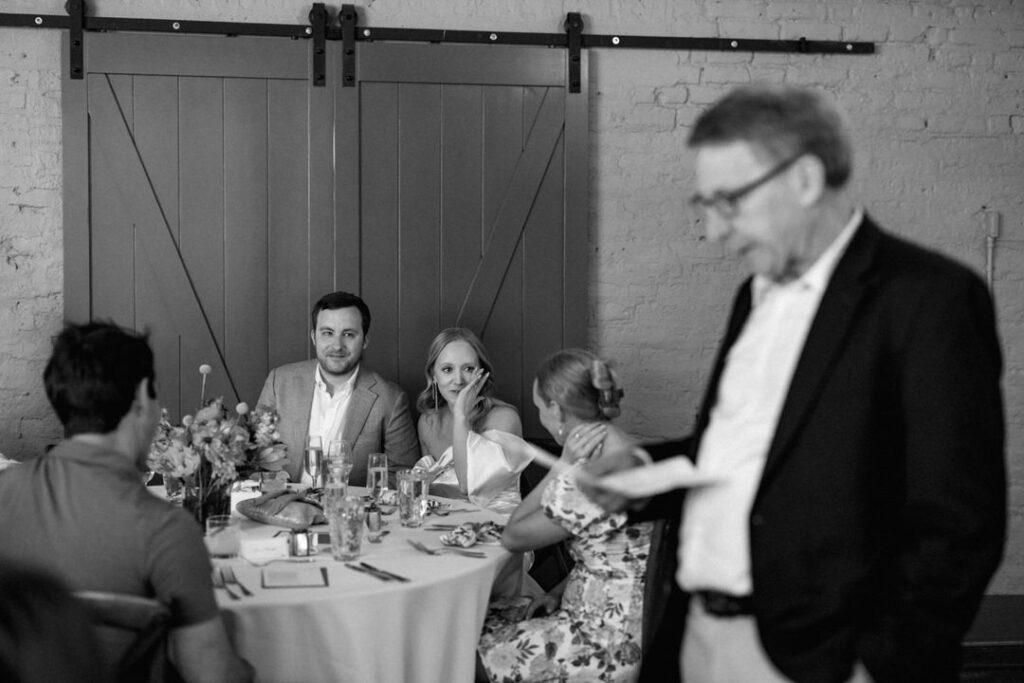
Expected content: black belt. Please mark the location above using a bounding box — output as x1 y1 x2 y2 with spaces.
693 590 754 617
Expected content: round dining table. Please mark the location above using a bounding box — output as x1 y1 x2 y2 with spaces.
212 486 516 683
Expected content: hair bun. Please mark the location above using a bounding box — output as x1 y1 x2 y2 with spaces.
591 359 623 419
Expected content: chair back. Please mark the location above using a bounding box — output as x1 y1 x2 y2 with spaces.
74 591 173 683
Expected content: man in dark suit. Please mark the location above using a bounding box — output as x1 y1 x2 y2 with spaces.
586 84 1005 682
257 291 420 484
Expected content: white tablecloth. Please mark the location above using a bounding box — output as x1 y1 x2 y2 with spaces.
214 489 514 683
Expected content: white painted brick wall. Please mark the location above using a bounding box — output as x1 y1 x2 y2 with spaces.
1 0 1022 592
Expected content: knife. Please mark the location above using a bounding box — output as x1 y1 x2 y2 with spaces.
344 563 391 582
359 562 411 583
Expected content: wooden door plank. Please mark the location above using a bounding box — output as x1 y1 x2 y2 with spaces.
440 85 483 327
334 42 361 296
88 74 136 328
85 33 309 80
359 83 400 381
224 78 269 407
562 52 589 348
521 128 566 437
358 44 565 87
457 88 564 337
61 32 90 323
308 77 335 320
133 74 183 418
178 77 232 405
267 79 311 369
397 83 442 395
475 85 524 407
89 77 239 413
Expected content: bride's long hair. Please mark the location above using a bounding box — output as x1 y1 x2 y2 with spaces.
416 327 497 431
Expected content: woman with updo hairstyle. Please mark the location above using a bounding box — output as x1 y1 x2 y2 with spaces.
476 348 651 683
415 327 533 515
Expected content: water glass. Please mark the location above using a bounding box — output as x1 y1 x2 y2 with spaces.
367 452 388 502
329 496 365 561
327 439 353 493
397 469 427 528
205 515 240 558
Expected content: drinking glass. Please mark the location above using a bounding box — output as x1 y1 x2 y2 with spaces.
367 452 388 503
304 435 324 489
327 439 353 493
328 496 365 561
205 515 240 558
397 469 427 528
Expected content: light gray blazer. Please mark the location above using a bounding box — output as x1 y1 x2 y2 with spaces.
256 360 420 484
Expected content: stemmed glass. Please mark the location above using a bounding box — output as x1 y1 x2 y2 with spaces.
304 435 324 489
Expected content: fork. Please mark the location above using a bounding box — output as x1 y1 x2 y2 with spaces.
406 539 486 558
221 566 252 597
213 568 240 600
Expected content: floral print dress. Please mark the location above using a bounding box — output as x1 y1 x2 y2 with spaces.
478 463 652 682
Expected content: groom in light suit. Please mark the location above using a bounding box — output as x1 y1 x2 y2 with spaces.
587 85 1005 683
257 291 420 484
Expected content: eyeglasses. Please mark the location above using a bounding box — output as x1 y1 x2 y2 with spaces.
688 153 803 219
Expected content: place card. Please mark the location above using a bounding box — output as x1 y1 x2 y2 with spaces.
261 566 329 589
239 536 290 564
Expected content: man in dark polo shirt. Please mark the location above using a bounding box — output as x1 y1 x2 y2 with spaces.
0 322 251 683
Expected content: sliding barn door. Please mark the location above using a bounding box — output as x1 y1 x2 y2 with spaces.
63 33 334 419
336 43 588 438
63 34 587 437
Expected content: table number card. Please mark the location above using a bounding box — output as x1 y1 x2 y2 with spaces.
262 566 329 588
240 536 290 564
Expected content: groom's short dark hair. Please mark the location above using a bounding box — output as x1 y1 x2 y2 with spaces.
311 291 372 335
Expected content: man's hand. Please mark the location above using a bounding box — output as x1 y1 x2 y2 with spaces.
578 446 649 513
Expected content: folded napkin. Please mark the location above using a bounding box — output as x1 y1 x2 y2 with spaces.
236 489 326 530
413 453 454 480
440 521 504 548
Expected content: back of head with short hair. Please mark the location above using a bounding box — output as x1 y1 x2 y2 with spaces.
687 83 853 189
535 348 623 422
310 291 372 335
43 322 155 437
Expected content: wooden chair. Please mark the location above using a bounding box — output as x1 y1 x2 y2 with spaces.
520 443 576 590
74 591 175 683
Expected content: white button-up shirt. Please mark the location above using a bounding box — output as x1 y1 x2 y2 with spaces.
678 209 862 596
308 364 359 447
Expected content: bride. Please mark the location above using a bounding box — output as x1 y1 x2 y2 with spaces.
415 328 533 515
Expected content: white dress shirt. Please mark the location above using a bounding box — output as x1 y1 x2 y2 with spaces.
308 364 359 448
678 209 862 596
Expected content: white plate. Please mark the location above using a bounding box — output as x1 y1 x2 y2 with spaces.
595 457 723 497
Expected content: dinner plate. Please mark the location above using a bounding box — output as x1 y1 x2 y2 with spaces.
595 456 723 498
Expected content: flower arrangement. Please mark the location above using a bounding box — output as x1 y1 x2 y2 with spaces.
147 365 288 524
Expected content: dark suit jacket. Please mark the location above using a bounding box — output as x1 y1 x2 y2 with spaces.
639 217 1006 683
256 360 421 484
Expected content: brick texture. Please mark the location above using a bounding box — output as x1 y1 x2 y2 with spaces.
1 0 1022 592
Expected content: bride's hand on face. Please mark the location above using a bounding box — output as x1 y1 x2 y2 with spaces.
562 423 607 463
453 369 488 421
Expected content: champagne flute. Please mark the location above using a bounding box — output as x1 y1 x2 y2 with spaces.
304 435 324 489
367 452 388 504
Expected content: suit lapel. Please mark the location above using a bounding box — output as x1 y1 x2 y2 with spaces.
759 217 882 486
340 368 377 445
